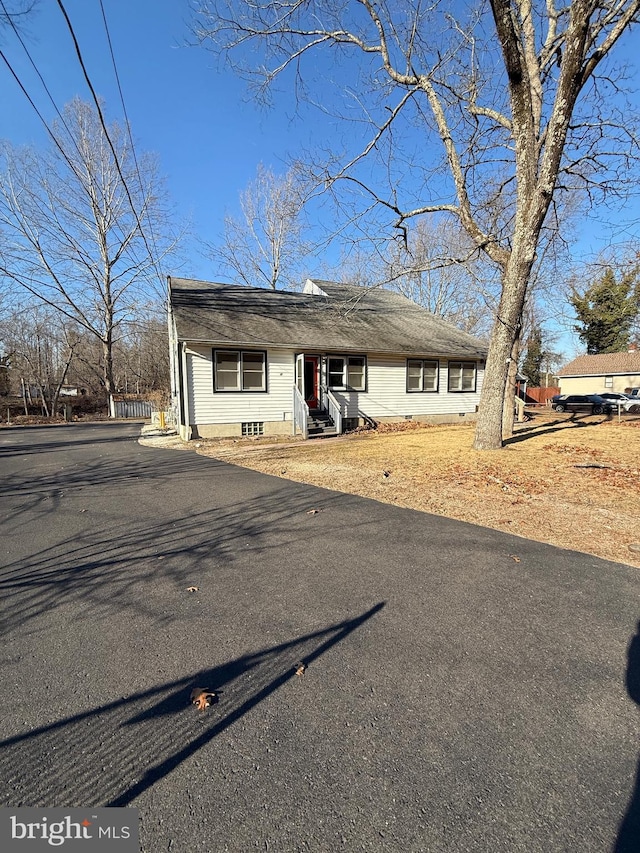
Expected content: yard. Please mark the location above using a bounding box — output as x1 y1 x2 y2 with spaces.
147 411 640 569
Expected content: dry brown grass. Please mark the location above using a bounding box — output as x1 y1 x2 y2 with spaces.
150 411 640 568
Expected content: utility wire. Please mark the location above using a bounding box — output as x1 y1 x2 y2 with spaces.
0 0 85 164
97 0 165 291
0 48 85 183
55 0 161 281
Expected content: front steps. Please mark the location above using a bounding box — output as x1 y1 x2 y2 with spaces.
308 410 338 438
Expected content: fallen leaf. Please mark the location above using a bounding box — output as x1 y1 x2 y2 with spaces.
186 586 199 592
190 688 217 711
79 509 87 513
510 555 521 563
294 662 307 677
382 470 391 478
306 509 322 515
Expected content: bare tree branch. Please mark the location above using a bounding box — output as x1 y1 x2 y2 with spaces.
0 98 179 397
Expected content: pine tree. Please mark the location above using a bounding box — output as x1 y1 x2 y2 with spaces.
521 326 545 387
571 268 640 354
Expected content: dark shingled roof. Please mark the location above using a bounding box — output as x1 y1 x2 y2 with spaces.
169 278 487 358
558 352 640 376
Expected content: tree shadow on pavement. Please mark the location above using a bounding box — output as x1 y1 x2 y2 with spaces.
614 620 640 852
1 446 370 637
0 423 143 458
0 603 384 809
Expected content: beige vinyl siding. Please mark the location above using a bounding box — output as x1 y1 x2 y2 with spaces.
186 345 294 425
334 354 483 419
560 374 640 395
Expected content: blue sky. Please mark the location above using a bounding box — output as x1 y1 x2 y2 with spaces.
1 0 639 359
0 0 323 281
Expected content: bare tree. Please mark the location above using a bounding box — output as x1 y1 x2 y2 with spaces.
0 0 37 33
0 97 176 399
0 304 75 415
334 218 498 336
208 162 311 290
193 0 640 449
114 317 170 395
382 219 498 337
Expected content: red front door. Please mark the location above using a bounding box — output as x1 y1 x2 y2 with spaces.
304 356 320 409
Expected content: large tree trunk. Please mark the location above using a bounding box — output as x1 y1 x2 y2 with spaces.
474 244 535 450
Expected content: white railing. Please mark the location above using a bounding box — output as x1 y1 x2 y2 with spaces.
325 388 342 435
293 384 309 438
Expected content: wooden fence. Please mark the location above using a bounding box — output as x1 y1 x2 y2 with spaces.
524 387 560 406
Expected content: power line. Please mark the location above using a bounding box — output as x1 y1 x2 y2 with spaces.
55 0 163 285
0 0 84 163
97 0 165 291
0 48 84 183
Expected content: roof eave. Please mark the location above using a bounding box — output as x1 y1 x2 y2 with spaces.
178 336 486 358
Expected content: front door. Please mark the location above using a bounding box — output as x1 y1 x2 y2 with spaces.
304 355 320 409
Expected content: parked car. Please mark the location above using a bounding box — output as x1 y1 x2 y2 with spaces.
600 392 632 405
551 394 613 414
599 393 640 413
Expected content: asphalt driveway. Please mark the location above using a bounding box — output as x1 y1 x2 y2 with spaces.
0 422 639 852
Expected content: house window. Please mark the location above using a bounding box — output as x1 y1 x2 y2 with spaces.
448 361 476 392
604 376 613 387
214 350 266 392
242 421 264 436
327 355 366 391
407 359 439 392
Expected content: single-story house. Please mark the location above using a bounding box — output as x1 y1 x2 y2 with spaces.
168 277 488 441
558 349 640 396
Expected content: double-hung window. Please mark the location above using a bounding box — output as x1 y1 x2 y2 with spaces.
214 350 266 392
327 355 366 391
448 361 476 392
407 359 439 392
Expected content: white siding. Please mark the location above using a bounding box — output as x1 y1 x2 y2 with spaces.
185 346 483 427
187 345 294 425
335 354 483 419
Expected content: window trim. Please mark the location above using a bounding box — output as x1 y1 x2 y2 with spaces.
406 358 440 393
213 349 268 393
326 354 367 392
448 360 477 393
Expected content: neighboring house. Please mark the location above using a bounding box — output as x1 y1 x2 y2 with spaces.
168 277 487 441
558 349 640 396
59 385 86 397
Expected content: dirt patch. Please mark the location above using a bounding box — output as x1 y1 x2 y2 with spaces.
142 412 640 568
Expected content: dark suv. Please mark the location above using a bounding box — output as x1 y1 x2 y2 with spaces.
551 394 613 414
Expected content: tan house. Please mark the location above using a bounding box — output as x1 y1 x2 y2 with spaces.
558 349 640 395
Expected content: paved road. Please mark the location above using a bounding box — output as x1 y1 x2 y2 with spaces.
1 422 639 852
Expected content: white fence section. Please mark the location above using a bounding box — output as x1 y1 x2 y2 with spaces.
110 397 153 419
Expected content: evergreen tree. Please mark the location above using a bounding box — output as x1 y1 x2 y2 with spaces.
571 268 640 354
521 326 545 387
